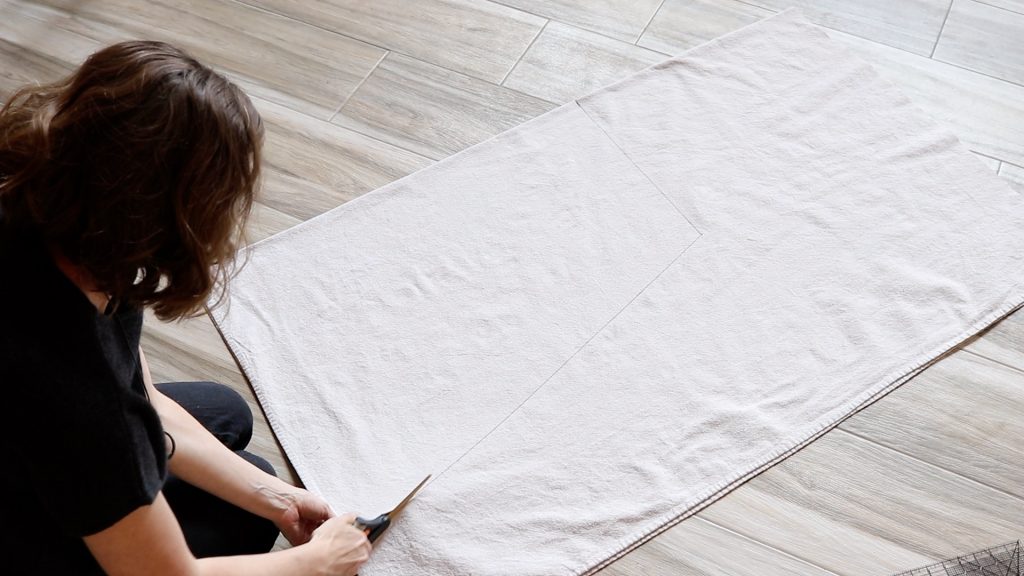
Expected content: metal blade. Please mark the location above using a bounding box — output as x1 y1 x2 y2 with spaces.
387 474 431 521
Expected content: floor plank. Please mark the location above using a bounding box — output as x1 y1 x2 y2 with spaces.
333 52 556 160
699 430 1024 575
599 517 838 576
6 0 1024 573
963 308 1024 369
257 97 432 221
827 28 1024 168
246 201 303 244
740 0 950 55
839 352 1024 500
504 21 666 104
0 1 99 97
976 0 1024 13
18 0 386 119
489 0 663 42
236 0 546 84
934 0 1024 86
638 0 774 54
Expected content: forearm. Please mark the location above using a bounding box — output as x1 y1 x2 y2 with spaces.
197 544 325 576
153 391 298 520
86 495 330 576
195 515 371 576
138 348 297 521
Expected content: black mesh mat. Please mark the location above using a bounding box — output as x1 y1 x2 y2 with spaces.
893 542 1020 576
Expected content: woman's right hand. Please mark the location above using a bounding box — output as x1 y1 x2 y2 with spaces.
308 514 372 576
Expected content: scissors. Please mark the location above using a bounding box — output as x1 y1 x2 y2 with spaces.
353 474 431 543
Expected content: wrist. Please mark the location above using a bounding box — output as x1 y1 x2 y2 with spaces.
298 537 332 576
250 474 302 521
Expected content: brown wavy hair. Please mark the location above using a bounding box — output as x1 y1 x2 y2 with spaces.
0 41 263 320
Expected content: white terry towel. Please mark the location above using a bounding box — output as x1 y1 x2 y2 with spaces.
211 10 1024 575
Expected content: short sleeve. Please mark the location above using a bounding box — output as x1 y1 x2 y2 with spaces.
5 342 167 536
0 221 167 538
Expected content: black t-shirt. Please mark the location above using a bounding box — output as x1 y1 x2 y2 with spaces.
0 212 167 574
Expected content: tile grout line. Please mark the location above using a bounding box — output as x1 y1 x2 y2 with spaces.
694 516 845 576
962 347 1024 377
731 0 772 10
228 0 673 89
228 0 391 53
244 58 555 168
329 50 388 123
931 53 1024 89
500 19 549 86
248 92 434 164
485 0 672 54
818 16 1024 89
34 26 444 182
234 0 1024 94
226 1 565 124
730 0 1024 90
13 0 434 138
246 57 559 165
972 0 1024 15
635 0 668 45
930 0 956 58
247 100 442 206
834 427 1024 504
142 3 1023 196
228 0 562 90
360 49 559 109
81 0 1023 191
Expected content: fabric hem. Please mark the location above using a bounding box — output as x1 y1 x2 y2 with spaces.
205 308 325 498
576 292 1024 576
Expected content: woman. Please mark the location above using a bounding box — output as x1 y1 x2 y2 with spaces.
0 42 371 575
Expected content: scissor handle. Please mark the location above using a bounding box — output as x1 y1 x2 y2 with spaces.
354 514 391 543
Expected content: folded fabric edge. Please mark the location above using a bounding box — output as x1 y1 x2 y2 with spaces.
204 306 326 498
577 295 1024 576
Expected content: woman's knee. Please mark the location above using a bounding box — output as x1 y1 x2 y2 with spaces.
238 450 276 478
157 381 254 450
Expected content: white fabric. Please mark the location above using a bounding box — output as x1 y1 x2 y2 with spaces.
211 11 1024 575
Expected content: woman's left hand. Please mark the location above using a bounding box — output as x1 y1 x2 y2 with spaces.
274 488 336 545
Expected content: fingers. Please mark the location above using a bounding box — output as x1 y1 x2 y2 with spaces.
311 513 373 554
306 514 373 576
350 539 372 568
296 490 334 522
342 516 372 551
313 513 366 537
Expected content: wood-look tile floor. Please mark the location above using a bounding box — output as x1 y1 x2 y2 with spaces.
3 0 1023 573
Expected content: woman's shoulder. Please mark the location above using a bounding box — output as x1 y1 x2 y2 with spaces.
1 213 139 346
0 214 73 315
0 225 155 435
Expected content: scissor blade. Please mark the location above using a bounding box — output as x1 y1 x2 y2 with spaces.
387 474 431 521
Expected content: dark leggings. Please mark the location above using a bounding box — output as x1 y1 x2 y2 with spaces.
156 381 280 558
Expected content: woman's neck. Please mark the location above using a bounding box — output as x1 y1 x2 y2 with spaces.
50 248 111 313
